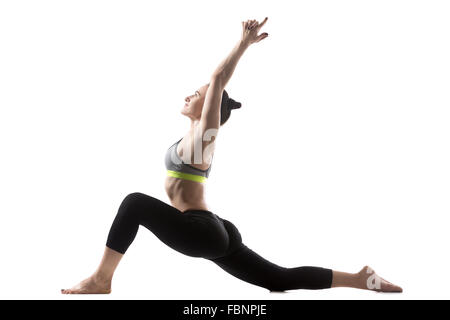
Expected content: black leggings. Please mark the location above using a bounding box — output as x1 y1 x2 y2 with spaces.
106 192 333 291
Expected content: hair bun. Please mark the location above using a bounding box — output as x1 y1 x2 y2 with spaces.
228 98 242 110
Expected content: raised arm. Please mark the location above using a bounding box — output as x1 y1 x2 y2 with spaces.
200 18 269 134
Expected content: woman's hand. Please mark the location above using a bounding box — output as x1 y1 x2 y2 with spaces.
241 17 269 46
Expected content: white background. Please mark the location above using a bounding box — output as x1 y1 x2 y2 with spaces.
0 0 449 300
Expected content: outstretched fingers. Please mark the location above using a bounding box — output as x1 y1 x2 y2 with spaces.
255 17 269 42
256 32 269 42
243 17 268 31
257 17 268 30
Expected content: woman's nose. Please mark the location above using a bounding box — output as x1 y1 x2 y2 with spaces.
185 96 190 102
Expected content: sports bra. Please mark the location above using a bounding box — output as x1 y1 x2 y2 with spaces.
165 138 212 183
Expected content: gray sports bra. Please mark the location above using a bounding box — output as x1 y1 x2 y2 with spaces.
165 138 212 183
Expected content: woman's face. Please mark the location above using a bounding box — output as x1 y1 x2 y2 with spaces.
181 84 209 120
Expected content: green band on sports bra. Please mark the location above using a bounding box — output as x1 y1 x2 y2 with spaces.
166 170 207 183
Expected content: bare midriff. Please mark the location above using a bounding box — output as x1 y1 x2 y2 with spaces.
164 135 215 213
165 176 209 213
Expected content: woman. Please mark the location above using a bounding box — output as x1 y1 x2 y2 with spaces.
62 18 402 294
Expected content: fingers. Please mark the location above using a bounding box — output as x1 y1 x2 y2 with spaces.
242 17 269 45
243 18 268 31
257 17 268 29
255 32 269 42
245 19 257 30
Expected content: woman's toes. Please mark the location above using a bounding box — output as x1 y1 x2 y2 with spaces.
61 276 111 294
381 280 402 292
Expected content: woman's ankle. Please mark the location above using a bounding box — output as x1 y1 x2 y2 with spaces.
92 271 113 284
331 270 360 288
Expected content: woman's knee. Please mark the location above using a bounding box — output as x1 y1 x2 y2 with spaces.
120 192 143 207
123 192 147 202
117 192 148 218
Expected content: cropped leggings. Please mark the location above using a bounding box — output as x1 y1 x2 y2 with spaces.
106 192 333 291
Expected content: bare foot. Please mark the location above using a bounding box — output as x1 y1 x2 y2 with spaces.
61 275 112 294
357 266 403 293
